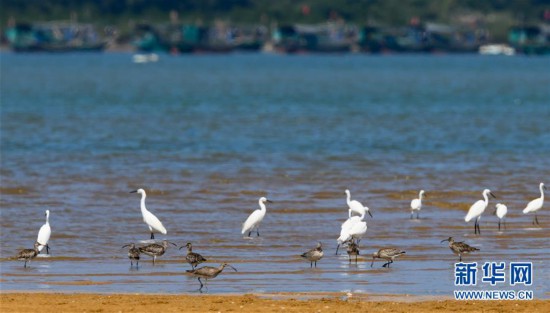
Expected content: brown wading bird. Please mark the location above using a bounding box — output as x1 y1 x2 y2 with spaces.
301 242 324 268
122 243 140 268
346 240 360 264
180 242 207 269
17 242 41 268
370 248 406 268
187 263 237 292
441 237 479 261
138 240 177 264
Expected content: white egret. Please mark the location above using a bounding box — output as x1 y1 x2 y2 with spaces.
494 203 508 231
345 189 373 218
410 190 425 219
241 197 272 237
465 189 496 235
36 209 51 254
130 189 167 239
523 182 546 225
336 215 367 254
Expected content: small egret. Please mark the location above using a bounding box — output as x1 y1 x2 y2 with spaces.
187 263 237 292
465 189 496 235
346 240 360 264
180 242 207 269
130 189 167 239
301 242 324 268
36 210 51 254
138 240 176 264
16 242 41 268
523 182 546 225
241 197 272 237
121 243 140 268
370 248 406 268
410 190 425 219
336 216 367 254
345 189 373 218
441 237 479 261
494 203 508 231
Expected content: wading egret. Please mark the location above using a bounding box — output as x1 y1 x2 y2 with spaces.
345 189 373 218
523 182 546 225
441 237 479 261
410 190 425 219
336 216 367 254
241 197 272 237
36 210 51 254
130 189 167 239
465 189 496 235
494 203 508 231
301 242 324 268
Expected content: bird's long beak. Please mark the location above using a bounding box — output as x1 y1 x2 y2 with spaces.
368 210 373 218
130 190 137 193
440 239 449 243
266 200 273 203
544 185 547 191
169 242 178 247
490 192 496 199
121 244 130 249
179 246 185 250
227 264 238 272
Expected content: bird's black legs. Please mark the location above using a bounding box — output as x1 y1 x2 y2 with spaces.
417 212 420 219
314 261 317 268
355 255 358 264
498 220 501 231
410 212 413 220
335 244 340 255
24 261 27 268
534 214 540 225
474 220 481 235
459 254 462 262
248 231 252 237
150 233 155 240
256 228 260 237
310 262 313 268
198 278 203 291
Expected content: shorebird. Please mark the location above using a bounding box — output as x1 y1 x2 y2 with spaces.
336 216 367 254
241 197 272 237
523 182 546 225
370 248 406 268
494 203 508 231
138 240 176 264
187 263 237 292
345 189 373 218
179 242 207 269
36 210 51 254
346 240 360 264
122 243 140 267
130 189 167 239
16 242 41 268
441 237 479 261
301 242 324 268
465 189 496 235
410 190 425 219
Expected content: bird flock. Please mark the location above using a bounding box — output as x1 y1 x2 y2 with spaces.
14 182 546 291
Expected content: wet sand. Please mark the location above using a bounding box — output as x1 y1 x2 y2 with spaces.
1 293 549 312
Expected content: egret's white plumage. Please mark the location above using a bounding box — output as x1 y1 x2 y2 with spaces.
523 182 546 225
495 203 507 231
410 190 425 219
336 216 367 254
241 197 272 237
131 189 167 239
36 210 51 253
345 189 372 218
465 189 496 235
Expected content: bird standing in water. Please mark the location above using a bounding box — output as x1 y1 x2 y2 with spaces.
410 190 425 219
241 197 272 237
301 242 324 268
523 182 546 225
370 248 406 268
346 240 360 264
130 189 167 239
180 242 207 269
139 240 176 264
17 242 41 268
441 237 479 261
187 263 237 292
122 243 140 268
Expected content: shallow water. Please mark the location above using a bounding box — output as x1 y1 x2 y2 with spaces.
1 53 549 297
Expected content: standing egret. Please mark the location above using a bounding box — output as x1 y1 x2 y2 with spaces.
465 189 496 235
16 242 40 268
410 190 425 219
301 242 324 268
441 237 479 261
36 210 51 254
241 197 272 237
494 203 508 231
130 189 167 239
345 189 373 218
523 182 546 225
336 216 367 254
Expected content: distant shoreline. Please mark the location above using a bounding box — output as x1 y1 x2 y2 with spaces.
2 293 549 312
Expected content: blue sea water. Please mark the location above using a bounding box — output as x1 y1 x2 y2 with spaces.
1 52 549 296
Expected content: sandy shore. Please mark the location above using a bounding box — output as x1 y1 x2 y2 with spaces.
1 293 549 312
